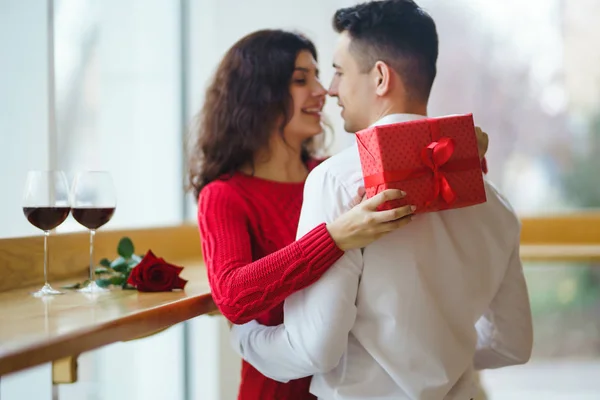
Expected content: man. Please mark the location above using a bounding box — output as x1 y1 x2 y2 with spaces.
231 1 533 399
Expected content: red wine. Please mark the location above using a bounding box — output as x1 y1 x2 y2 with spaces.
23 207 71 231
71 207 115 230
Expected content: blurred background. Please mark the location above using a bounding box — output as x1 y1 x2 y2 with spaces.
1 0 599 399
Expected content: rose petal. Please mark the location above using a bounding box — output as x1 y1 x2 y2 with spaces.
163 263 184 275
136 282 158 292
142 265 169 291
150 268 165 282
173 276 188 290
127 264 143 286
144 250 160 263
141 262 159 282
154 267 176 291
130 251 159 281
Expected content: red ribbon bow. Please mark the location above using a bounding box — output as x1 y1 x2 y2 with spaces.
420 136 457 206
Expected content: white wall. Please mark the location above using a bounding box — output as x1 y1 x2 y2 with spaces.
55 0 183 232
0 1 53 395
1 1 187 399
0 0 51 238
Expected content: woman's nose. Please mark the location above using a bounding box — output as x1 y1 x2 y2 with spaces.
313 79 327 96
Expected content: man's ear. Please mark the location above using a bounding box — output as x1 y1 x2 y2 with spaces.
374 61 393 96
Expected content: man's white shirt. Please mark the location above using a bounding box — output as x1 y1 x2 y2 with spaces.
231 114 533 400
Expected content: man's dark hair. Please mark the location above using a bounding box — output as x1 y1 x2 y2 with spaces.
333 0 438 102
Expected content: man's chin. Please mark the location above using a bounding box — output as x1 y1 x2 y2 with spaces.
344 121 365 134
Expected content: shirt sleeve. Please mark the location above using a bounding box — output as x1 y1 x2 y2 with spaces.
197 181 343 324
474 232 534 369
230 167 363 381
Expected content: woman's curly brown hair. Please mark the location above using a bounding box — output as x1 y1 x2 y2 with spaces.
188 29 323 199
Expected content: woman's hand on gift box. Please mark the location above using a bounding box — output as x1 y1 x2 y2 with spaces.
475 126 489 160
327 189 415 251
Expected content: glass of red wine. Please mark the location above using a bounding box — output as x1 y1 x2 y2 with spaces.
22 171 71 297
71 171 117 294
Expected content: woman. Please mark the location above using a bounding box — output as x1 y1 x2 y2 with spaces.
189 30 487 400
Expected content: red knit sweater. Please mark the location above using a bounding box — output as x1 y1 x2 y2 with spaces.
197 162 344 400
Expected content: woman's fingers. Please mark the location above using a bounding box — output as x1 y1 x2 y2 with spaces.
362 189 406 211
379 214 413 233
326 188 416 250
374 204 415 223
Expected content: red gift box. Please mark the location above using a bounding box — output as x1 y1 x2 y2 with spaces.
356 114 487 213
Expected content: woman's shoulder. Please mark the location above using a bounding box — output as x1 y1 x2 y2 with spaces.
198 175 244 206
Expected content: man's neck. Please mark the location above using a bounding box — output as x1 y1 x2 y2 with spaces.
370 102 428 126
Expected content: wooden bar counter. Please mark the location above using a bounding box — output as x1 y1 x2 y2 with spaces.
0 225 217 377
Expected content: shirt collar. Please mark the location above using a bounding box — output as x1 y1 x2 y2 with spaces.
370 113 427 128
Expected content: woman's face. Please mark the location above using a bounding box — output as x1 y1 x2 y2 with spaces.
283 50 327 145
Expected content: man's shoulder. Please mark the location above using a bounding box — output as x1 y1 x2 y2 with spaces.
462 179 521 237
307 144 363 188
299 145 363 225
306 157 328 172
482 180 520 223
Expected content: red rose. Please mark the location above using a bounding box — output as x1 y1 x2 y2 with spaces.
127 250 188 292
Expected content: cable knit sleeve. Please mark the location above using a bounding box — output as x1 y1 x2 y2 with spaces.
197 181 344 324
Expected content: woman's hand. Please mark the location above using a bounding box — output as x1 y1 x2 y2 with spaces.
326 189 414 251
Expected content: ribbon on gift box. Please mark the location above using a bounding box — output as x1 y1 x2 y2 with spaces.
360 118 481 207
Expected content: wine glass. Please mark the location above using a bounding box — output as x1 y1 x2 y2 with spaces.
22 170 71 297
71 171 117 293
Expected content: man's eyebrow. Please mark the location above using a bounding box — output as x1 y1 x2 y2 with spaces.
332 63 342 69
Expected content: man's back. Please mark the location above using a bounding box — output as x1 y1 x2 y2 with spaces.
308 139 532 400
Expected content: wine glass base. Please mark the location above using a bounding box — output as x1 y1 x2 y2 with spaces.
31 283 64 297
77 281 110 294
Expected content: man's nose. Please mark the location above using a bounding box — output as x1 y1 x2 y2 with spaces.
328 79 338 96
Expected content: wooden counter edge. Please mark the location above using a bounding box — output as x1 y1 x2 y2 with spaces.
0 291 217 377
520 244 600 263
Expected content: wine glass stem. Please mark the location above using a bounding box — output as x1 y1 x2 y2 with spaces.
43 230 50 285
89 229 96 282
